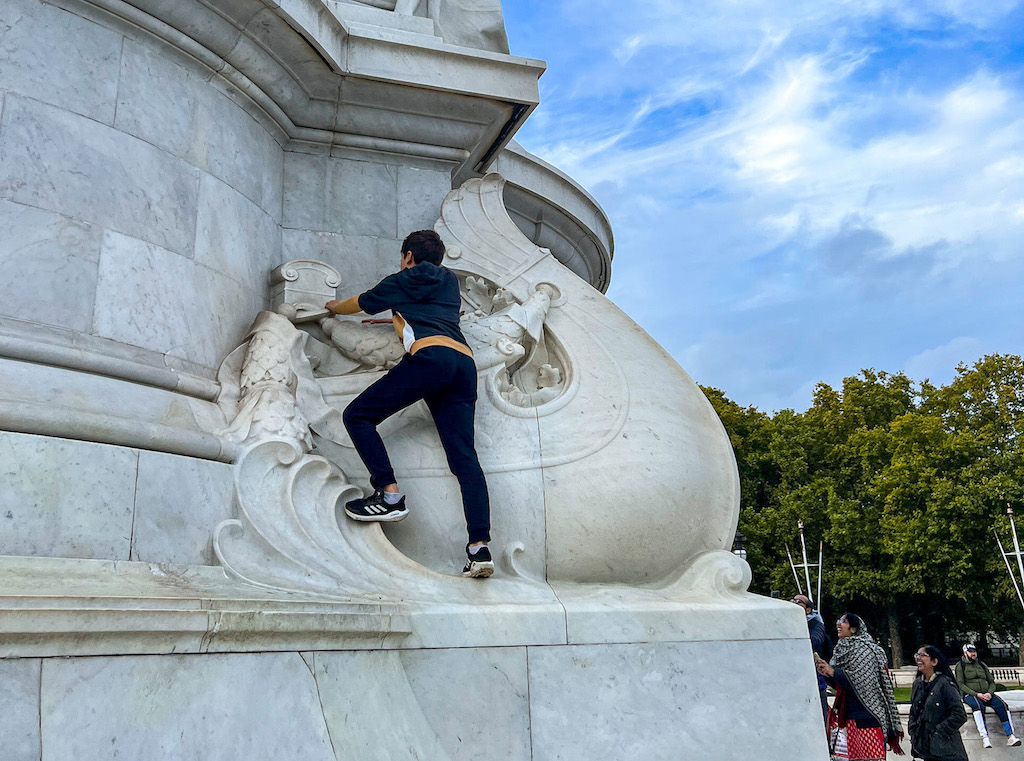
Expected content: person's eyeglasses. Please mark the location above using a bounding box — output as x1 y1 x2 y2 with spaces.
790 599 808 607
914 652 928 660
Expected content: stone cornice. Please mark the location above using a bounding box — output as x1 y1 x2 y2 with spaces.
496 142 615 292
77 0 544 178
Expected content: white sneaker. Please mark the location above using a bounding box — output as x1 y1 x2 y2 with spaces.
1008 735 1021 747
983 736 993 748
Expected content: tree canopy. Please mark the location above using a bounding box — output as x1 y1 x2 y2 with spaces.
704 354 1024 665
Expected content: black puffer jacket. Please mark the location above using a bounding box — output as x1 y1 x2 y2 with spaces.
908 674 968 761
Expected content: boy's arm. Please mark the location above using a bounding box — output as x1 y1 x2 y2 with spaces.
327 273 401 317
326 295 363 315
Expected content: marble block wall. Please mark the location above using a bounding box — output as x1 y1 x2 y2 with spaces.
0 0 456 379
0 0 281 375
282 149 453 295
0 638 830 761
0 430 233 565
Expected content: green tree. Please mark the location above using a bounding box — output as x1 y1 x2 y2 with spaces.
805 370 918 665
923 355 1024 661
704 356 1024 665
701 387 786 597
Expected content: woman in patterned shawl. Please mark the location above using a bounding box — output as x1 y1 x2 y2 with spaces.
816 613 905 761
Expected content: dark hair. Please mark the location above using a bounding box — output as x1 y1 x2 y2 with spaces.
840 612 864 633
402 230 445 265
917 644 956 682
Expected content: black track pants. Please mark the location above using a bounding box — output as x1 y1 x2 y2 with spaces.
342 347 491 544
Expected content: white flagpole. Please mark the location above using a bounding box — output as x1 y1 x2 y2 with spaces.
799 521 814 604
996 530 1024 610
786 544 804 595
1009 507 1024 605
816 541 824 612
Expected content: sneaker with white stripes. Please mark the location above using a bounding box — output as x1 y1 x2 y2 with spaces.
462 544 494 578
1008 735 1021 747
344 490 408 522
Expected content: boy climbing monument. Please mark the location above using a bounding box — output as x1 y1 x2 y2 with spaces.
326 230 493 578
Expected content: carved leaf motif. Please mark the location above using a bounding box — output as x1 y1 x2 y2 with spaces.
464 276 495 312
537 364 561 388
492 287 516 309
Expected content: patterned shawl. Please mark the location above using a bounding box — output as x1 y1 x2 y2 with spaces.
830 626 904 742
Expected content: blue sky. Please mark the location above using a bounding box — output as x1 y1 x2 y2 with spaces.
500 1 1024 411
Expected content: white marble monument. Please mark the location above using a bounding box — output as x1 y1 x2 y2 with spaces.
0 1 828 759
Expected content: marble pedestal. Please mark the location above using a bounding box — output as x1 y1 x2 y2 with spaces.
0 555 830 761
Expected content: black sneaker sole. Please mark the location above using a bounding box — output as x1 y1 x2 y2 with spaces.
462 560 494 578
344 506 409 523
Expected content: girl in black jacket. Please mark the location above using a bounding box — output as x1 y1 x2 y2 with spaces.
909 645 968 761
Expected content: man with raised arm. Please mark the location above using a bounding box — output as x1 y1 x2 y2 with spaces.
792 594 832 724
326 230 493 578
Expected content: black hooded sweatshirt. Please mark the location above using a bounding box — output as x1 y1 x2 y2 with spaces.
336 262 471 357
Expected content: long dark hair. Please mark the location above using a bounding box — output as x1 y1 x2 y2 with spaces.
917 644 956 682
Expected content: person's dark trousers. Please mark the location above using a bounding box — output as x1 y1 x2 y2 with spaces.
342 346 490 544
964 693 1012 725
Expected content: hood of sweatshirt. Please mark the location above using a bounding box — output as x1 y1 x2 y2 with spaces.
400 262 451 302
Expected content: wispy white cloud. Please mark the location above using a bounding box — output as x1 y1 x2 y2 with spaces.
547 60 1024 255
904 336 989 384
740 27 791 75
503 0 1024 410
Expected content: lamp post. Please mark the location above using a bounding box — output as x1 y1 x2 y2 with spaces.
732 530 747 561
